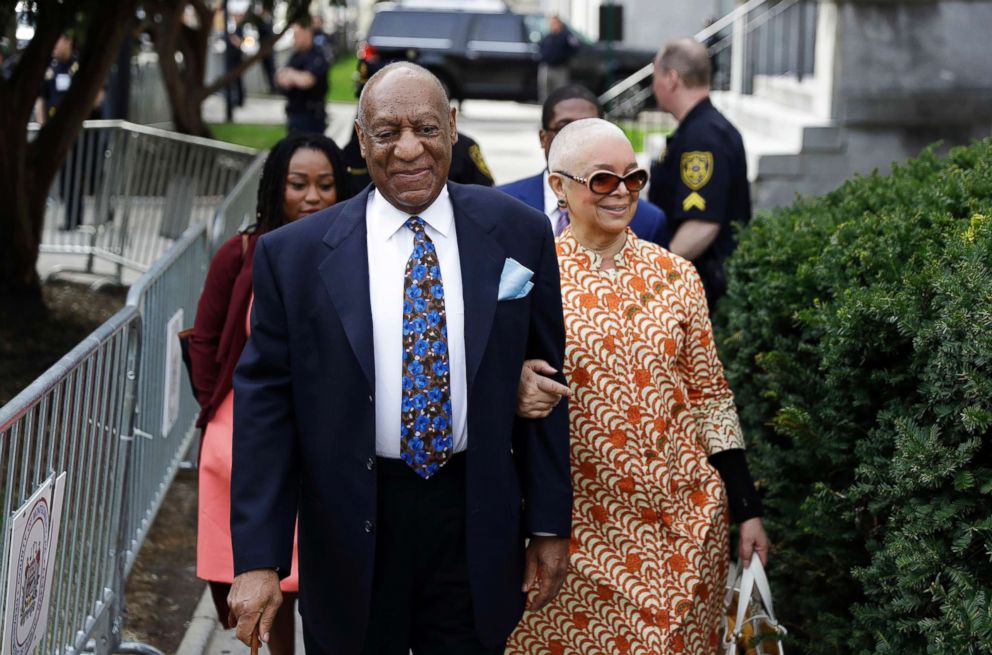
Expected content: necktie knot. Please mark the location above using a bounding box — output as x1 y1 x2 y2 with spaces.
405 216 425 234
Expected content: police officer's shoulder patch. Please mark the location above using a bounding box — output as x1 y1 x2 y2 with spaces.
680 151 713 191
468 143 493 181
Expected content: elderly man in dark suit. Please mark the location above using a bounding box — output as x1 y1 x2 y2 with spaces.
499 84 670 247
226 62 572 655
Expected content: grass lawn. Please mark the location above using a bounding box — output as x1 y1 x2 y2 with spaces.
620 123 671 154
328 55 358 104
208 122 286 150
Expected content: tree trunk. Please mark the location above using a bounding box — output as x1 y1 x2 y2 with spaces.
0 0 139 308
0 125 45 312
147 0 294 138
0 5 62 309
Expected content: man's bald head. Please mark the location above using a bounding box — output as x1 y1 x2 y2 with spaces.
655 38 711 89
357 62 450 129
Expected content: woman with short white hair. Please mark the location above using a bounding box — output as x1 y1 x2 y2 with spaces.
510 118 769 655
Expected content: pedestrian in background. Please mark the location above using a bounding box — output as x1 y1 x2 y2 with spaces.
255 8 277 94
648 38 751 313
537 15 579 102
224 12 246 108
510 118 769 655
276 21 329 134
499 84 669 246
311 13 335 65
189 133 353 655
35 33 105 231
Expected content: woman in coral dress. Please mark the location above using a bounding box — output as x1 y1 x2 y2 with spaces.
509 119 769 655
189 134 353 655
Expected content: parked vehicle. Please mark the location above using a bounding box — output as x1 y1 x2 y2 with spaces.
355 3 654 102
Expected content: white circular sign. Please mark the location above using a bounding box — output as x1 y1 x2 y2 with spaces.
12 497 50 655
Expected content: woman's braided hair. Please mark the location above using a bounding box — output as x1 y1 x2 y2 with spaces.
249 132 353 235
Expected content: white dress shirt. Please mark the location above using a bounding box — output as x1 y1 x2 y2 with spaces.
366 187 468 458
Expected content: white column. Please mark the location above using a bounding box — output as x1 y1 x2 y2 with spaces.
729 0 747 94
812 0 839 120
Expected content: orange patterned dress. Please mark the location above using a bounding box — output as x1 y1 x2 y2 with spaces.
507 229 746 655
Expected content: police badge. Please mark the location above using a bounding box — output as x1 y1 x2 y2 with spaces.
680 151 713 212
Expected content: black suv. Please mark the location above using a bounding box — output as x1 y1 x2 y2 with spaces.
355 5 654 102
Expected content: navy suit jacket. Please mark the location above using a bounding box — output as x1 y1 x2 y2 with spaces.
499 172 672 247
231 183 572 654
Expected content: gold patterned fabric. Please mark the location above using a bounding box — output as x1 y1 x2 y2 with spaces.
508 229 742 655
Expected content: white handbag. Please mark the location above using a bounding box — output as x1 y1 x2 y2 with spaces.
721 557 787 655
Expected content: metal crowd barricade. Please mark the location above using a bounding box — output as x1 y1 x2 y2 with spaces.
40 120 255 285
0 307 140 655
120 152 262 574
119 224 210 575
209 153 265 250
1 137 266 653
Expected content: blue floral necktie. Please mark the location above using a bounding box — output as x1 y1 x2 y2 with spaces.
400 217 453 479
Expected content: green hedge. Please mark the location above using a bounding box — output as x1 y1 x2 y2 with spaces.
717 139 992 654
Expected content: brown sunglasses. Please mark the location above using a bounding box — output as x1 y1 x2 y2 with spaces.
554 168 649 195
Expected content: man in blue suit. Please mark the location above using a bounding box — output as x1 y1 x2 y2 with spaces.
499 84 671 247
227 63 572 655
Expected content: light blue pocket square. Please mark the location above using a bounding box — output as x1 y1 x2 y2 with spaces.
497 258 534 301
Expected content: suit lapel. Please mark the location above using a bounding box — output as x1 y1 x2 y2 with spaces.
318 189 375 391
449 183 505 393
524 173 544 211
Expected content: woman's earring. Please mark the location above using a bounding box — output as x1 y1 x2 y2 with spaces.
557 197 568 208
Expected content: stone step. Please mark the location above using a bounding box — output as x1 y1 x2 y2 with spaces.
752 74 821 115
711 90 830 151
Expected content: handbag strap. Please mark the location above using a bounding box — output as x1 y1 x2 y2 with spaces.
734 560 757 635
749 557 777 622
733 557 785 638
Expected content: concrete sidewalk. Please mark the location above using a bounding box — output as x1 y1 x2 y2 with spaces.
177 588 304 655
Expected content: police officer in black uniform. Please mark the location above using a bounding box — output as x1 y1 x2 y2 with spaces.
276 21 329 134
648 38 751 312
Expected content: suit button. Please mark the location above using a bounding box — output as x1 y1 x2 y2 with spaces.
366 457 375 471
364 520 375 533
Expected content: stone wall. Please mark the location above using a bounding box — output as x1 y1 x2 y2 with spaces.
831 0 992 126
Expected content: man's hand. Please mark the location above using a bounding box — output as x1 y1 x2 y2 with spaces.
738 517 770 567
522 536 569 612
227 569 283 646
517 359 570 419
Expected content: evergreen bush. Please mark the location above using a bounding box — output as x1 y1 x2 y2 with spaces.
717 139 992 654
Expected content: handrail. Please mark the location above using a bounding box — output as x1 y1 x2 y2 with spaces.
0 306 140 431
76 119 257 156
598 0 775 105
124 221 211 308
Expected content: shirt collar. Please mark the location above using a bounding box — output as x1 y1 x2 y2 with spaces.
679 96 713 130
367 186 453 241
